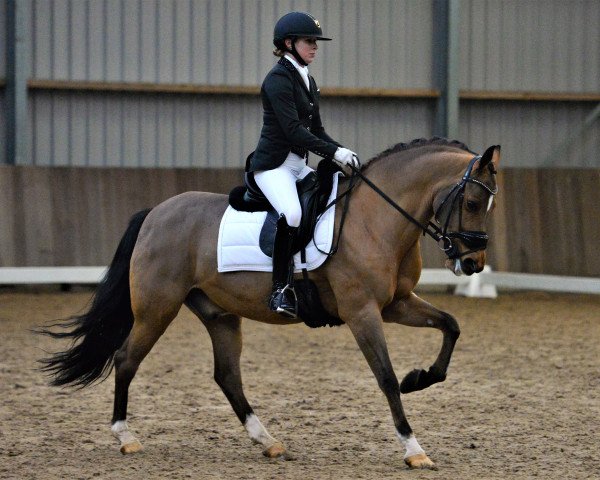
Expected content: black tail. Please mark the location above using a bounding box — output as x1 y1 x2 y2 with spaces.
38 209 152 388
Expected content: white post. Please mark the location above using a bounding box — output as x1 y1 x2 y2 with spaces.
454 265 498 298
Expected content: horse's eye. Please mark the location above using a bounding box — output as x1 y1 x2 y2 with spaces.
466 200 479 212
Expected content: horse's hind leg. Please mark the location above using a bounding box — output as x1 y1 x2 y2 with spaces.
185 289 286 458
382 292 460 394
111 298 182 453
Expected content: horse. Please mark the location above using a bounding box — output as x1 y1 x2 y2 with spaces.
40 138 500 470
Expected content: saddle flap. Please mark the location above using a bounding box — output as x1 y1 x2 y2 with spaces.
259 211 279 257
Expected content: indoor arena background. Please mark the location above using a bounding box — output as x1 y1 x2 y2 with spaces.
1 1 599 479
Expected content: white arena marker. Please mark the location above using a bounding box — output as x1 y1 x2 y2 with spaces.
2 266 598 296
0 266 107 285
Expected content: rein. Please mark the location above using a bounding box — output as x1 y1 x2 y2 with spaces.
315 155 497 260
313 167 359 256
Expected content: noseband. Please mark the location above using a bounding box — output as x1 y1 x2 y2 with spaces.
347 155 498 261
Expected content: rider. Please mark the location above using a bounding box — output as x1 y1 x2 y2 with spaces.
248 11 358 319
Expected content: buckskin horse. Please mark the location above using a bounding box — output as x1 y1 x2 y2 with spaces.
40 138 500 470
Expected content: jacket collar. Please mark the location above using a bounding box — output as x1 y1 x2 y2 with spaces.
278 57 314 100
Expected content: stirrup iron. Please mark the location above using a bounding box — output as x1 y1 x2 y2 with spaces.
272 284 298 318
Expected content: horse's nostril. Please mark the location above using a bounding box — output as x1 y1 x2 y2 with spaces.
462 258 484 275
463 258 476 274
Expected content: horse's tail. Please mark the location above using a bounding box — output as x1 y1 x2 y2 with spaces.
38 208 152 388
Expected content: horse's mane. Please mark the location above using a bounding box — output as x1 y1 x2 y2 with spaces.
363 137 476 170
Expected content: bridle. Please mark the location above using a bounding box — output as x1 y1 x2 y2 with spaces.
344 155 498 260
428 155 498 259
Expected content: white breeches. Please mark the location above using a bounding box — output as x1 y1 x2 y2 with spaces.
253 153 314 228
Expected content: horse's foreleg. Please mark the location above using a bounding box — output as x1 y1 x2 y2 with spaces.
343 304 436 470
382 292 460 394
185 291 286 459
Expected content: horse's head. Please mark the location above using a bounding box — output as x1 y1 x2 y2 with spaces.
433 145 501 276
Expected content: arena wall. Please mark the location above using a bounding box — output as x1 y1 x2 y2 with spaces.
0 0 5 78
1 165 599 278
1 0 599 274
0 0 6 166
3 0 596 168
0 93 5 165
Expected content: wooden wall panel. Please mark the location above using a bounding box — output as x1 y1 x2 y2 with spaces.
0 165 244 266
489 168 599 277
0 167 19 265
0 166 599 277
421 168 600 278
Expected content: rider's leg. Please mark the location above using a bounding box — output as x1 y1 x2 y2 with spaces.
268 214 297 317
254 165 301 317
254 164 302 227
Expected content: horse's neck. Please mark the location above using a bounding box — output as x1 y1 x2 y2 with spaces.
362 150 469 224
354 149 468 247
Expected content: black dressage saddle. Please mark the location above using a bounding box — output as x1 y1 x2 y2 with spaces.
229 153 341 257
228 153 344 328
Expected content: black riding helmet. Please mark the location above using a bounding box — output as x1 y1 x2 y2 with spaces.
273 12 331 66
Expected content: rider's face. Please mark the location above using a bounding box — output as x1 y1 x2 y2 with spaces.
286 37 318 64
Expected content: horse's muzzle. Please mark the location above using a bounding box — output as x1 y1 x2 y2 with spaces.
461 257 483 275
446 256 484 276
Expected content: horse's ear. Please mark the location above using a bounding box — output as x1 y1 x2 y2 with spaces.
478 145 501 171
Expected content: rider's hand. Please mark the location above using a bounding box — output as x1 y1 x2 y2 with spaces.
334 147 359 168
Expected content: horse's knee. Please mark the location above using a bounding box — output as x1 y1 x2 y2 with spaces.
213 363 241 393
441 313 460 339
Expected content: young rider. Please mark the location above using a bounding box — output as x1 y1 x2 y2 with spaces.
247 12 358 318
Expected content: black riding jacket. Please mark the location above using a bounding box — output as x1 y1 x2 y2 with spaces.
248 57 342 172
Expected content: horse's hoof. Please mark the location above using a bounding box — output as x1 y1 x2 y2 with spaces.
120 440 144 455
263 442 286 458
400 369 423 394
404 453 436 470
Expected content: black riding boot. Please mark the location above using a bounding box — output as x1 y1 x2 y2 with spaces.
269 215 298 319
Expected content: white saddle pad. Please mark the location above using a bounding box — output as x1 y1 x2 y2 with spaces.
218 173 341 273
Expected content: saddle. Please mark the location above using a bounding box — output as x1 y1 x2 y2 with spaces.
229 154 342 257
228 153 344 329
